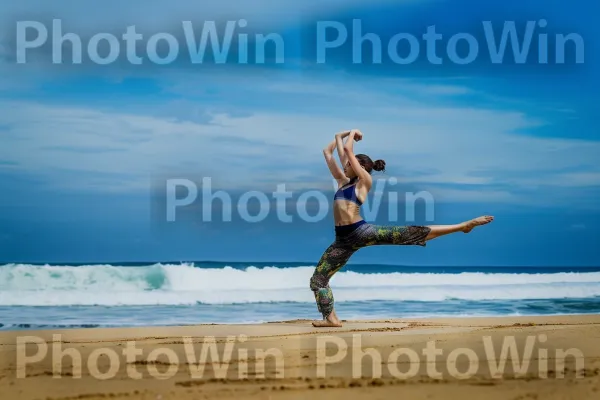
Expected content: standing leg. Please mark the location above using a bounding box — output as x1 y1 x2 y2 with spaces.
310 242 356 327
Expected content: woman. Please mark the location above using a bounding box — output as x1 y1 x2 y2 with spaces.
310 129 494 327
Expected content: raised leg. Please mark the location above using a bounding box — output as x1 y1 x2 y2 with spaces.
366 225 432 247
425 215 494 241
364 215 494 246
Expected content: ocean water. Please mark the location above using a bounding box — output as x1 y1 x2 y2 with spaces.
1 262 600 331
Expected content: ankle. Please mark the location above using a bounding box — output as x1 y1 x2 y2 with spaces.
327 314 340 323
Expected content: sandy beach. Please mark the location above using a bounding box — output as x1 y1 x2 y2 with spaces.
1 315 599 400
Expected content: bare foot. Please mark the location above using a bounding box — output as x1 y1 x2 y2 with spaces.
312 311 343 327
462 215 494 233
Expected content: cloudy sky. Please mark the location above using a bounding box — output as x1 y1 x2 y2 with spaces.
0 0 598 265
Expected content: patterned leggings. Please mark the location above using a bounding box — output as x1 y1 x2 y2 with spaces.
309 223 432 319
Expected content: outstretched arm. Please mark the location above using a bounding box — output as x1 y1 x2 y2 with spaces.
344 130 372 188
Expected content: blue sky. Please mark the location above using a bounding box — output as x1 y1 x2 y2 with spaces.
0 0 599 265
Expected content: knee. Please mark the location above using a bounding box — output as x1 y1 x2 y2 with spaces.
310 273 328 291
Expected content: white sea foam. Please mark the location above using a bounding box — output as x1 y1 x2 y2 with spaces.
0 263 599 306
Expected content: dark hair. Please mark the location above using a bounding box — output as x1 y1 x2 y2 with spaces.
356 154 386 173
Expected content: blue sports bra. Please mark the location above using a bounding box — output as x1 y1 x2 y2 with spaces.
334 177 362 206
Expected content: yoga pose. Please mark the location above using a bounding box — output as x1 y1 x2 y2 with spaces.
310 129 494 327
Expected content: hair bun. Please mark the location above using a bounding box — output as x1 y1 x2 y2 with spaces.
373 159 386 172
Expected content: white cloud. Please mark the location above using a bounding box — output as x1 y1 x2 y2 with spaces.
1 1 596 214
553 172 600 187
0 65 598 208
